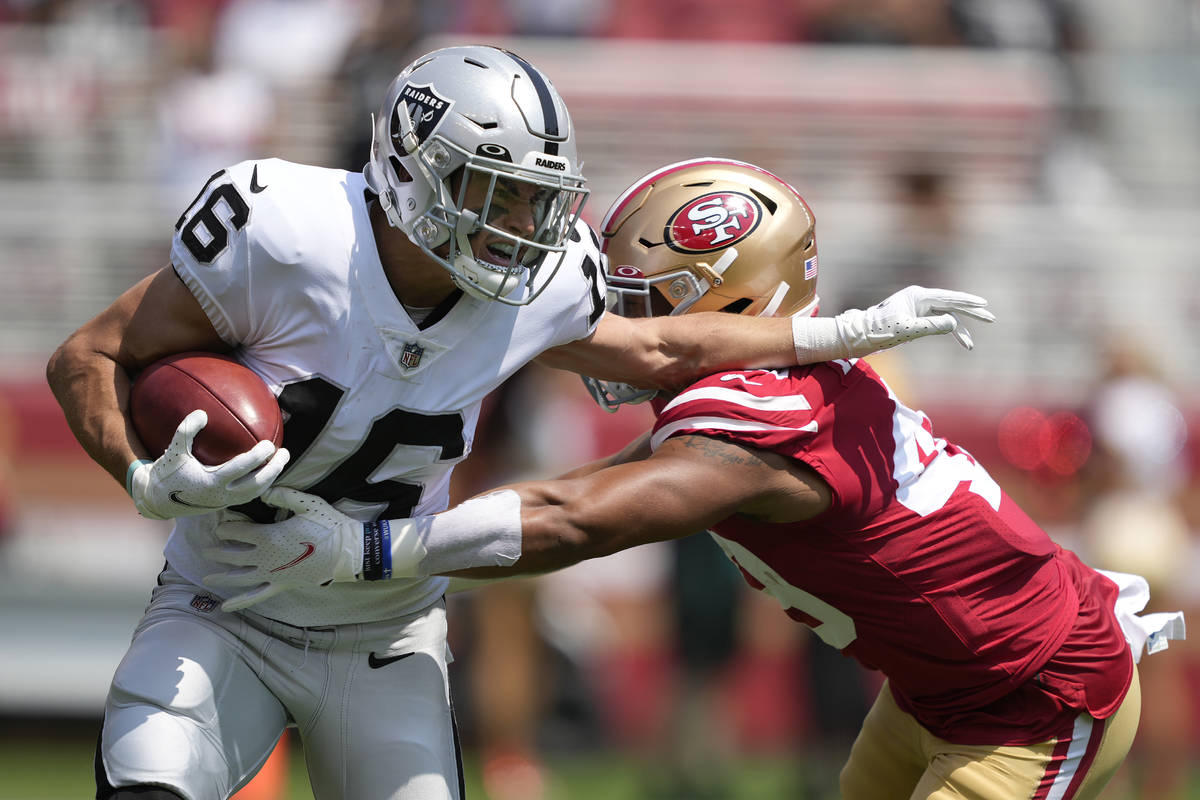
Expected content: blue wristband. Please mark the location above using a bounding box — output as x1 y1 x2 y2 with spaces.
379 519 392 580
362 520 393 581
125 458 152 497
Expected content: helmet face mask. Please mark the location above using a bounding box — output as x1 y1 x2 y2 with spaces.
365 46 589 304
584 157 820 411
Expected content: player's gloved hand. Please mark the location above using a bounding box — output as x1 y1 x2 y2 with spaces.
204 487 363 610
834 286 995 354
792 286 995 363
204 487 425 611
127 409 290 520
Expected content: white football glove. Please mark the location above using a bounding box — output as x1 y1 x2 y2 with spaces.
128 409 290 520
833 286 995 355
203 487 367 611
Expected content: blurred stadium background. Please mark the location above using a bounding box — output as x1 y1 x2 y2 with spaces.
1 1 1198 798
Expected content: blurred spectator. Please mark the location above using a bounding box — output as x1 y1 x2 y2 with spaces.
447 364 650 800
152 2 277 207
601 0 813 41
950 0 1087 51
1078 338 1195 800
333 0 429 171
841 161 964 316
211 0 360 87
0 392 14 546
809 0 965 45
453 0 611 37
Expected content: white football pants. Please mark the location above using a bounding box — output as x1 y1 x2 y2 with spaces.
98 567 461 800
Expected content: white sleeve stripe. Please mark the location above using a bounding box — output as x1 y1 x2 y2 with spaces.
650 415 817 451
660 386 813 414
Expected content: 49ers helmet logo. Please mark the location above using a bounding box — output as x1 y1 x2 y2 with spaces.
664 192 762 254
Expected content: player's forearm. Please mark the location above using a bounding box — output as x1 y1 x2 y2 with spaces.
46 334 145 487
379 478 634 580
629 312 795 389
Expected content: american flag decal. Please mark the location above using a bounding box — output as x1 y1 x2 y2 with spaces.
400 342 424 369
804 256 818 280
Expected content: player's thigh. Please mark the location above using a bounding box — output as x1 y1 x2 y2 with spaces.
840 681 927 800
916 671 1140 800
1068 664 1140 800
100 602 287 800
301 604 462 800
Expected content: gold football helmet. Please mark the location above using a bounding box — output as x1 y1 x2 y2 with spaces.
585 157 820 410
601 157 819 321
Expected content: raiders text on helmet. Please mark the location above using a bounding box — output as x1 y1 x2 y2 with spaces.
364 46 589 304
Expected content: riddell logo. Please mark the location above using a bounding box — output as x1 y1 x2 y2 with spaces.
665 192 762 253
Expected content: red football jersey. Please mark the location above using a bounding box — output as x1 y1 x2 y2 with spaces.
650 360 1132 745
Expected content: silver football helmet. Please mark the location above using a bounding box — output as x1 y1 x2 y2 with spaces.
364 45 589 304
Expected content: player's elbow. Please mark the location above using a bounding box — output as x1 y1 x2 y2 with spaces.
45 333 87 400
624 319 703 390
520 488 620 570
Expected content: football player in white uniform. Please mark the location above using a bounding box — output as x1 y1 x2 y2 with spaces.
47 47 992 800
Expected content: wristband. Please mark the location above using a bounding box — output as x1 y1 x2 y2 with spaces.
362 520 392 581
390 489 522 577
125 458 153 497
790 314 847 364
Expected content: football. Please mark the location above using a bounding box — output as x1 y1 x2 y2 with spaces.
130 352 284 466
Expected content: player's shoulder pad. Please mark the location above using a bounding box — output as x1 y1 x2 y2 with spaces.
553 218 606 329
182 159 359 265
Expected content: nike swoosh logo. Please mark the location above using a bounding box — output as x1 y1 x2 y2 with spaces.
270 542 316 572
250 164 268 193
168 491 223 509
368 651 415 669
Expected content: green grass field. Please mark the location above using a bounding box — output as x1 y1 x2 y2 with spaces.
5 727 1199 800
0 729 811 800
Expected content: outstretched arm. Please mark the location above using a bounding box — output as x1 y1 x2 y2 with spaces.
205 434 833 609
535 286 993 391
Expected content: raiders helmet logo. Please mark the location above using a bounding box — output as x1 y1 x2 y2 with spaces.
664 192 762 254
391 83 454 146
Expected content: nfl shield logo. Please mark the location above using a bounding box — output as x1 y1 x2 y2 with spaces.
400 342 424 370
190 594 218 613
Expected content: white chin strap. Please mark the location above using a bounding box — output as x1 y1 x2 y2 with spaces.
450 210 522 300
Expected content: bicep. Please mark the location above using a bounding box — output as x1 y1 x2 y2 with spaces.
76 265 228 370
518 443 752 563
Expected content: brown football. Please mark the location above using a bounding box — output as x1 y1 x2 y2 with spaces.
130 352 284 466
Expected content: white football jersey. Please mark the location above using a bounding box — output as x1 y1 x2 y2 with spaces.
164 158 605 626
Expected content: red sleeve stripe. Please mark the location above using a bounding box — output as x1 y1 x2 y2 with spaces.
650 415 817 452
660 386 813 414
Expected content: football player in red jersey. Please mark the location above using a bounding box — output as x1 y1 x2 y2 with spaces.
206 157 1184 800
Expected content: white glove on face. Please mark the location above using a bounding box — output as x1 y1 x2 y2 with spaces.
834 285 995 355
128 409 290 520
203 487 365 611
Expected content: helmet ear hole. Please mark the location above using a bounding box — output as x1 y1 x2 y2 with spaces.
719 298 753 315
749 188 777 214
388 156 412 183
